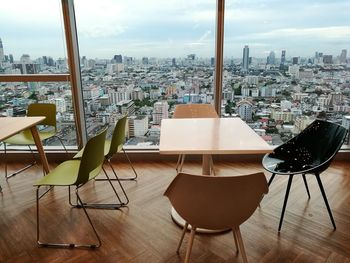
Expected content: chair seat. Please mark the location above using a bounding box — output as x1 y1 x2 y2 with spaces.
263 153 319 175
34 160 101 186
4 130 56 145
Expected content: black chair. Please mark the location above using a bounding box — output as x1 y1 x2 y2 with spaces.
262 119 348 231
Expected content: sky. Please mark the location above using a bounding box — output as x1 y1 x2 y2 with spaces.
0 0 349 60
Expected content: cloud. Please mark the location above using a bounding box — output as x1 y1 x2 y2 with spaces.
240 26 350 41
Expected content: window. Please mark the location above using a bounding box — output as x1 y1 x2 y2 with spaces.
74 0 216 147
0 0 77 148
224 0 350 145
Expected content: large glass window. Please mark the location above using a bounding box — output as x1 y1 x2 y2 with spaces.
74 0 216 147
223 0 350 145
0 0 77 147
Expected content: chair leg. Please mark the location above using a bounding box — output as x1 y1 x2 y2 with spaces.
74 165 128 209
302 174 311 199
315 173 336 230
121 148 138 180
232 229 239 254
5 143 37 179
175 154 182 173
37 186 101 248
184 227 196 263
268 173 276 187
234 226 248 263
176 222 188 254
178 154 186 173
278 174 294 232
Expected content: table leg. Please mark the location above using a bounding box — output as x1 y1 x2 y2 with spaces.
30 126 50 175
202 154 211 175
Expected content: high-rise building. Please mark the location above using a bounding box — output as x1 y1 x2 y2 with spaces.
340 49 347 64
172 58 176 67
113 54 123 63
9 54 14 63
0 38 4 62
292 57 299 65
128 116 149 137
323 55 333 64
242 45 249 72
281 50 286 64
267 51 276 65
142 57 149 65
211 57 215 67
152 101 168 125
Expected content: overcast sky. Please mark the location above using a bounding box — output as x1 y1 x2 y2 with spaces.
1 0 349 60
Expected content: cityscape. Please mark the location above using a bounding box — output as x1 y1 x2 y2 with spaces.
0 37 350 147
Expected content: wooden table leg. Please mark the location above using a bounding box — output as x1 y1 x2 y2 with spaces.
202 154 211 175
30 126 50 175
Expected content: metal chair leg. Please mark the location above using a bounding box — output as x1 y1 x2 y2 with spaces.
37 185 101 248
120 148 138 180
315 173 336 230
268 173 276 187
5 143 37 179
278 174 294 232
73 164 128 209
302 174 311 199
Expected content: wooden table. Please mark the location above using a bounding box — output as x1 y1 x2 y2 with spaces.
0 117 49 191
159 117 273 174
159 117 273 232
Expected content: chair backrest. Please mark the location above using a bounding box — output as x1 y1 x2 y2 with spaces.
164 172 268 230
274 119 348 172
173 104 218 119
27 103 57 129
107 115 127 156
75 128 107 185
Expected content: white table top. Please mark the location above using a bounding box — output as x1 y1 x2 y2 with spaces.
0 117 45 141
159 118 273 155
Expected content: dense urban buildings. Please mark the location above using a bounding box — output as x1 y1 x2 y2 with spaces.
0 37 349 147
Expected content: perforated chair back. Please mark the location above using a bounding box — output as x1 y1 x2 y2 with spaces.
75 128 107 185
173 104 218 119
164 172 268 230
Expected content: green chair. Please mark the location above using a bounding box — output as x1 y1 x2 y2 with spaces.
4 103 67 178
74 115 137 206
34 128 107 249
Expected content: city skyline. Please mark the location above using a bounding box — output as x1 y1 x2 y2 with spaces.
1 0 350 59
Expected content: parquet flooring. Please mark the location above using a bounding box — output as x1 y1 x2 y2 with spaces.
0 159 350 262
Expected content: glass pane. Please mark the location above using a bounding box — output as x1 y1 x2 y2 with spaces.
0 0 67 74
74 0 216 147
0 81 77 147
224 0 350 145
0 0 77 149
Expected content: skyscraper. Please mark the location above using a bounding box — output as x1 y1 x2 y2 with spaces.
340 49 347 64
281 50 286 64
267 51 276 65
0 38 4 62
242 45 249 72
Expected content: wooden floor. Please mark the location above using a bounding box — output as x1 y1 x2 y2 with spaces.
1 159 350 263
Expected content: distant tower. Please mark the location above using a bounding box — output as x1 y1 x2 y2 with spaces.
340 49 347 64
267 51 276 65
242 45 249 72
172 58 176 67
0 38 4 62
281 50 286 64
113 54 123 63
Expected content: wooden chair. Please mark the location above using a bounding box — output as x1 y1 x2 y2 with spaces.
164 172 268 263
173 104 218 174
